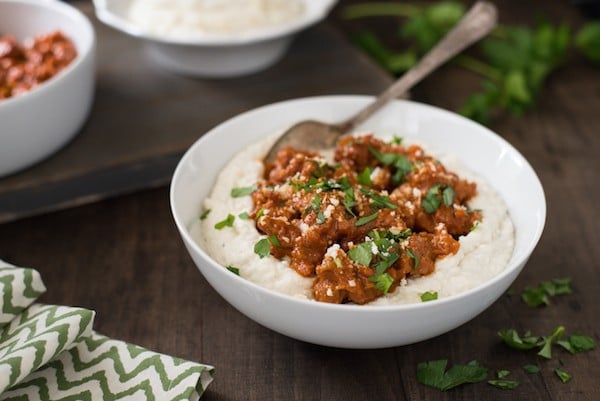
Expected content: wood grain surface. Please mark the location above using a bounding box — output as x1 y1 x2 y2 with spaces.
0 0 599 400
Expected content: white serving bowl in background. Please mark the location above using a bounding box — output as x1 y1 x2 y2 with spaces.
92 0 337 78
170 96 546 349
0 0 95 177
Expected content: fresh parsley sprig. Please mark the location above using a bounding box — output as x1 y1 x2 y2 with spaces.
343 1 600 124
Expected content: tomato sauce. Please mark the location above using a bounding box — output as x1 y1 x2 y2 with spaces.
251 134 480 304
0 31 77 100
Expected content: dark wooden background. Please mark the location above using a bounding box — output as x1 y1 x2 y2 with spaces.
1 0 599 400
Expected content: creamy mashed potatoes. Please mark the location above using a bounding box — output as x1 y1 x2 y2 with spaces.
128 0 305 38
192 135 515 305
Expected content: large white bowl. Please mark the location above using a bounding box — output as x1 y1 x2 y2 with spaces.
93 0 337 78
170 96 546 348
0 0 95 177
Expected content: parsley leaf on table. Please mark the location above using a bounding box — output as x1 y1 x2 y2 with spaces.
417 359 488 391
556 334 596 354
343 1 600 124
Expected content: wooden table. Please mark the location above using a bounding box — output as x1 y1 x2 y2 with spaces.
1 1 598 400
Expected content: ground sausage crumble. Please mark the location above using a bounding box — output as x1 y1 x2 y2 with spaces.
250 134 481 304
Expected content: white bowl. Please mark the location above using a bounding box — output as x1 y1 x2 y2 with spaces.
0 0 95 177
170 96 546 348
92 0 337 78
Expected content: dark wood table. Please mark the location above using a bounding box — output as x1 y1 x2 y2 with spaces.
1 1 598 400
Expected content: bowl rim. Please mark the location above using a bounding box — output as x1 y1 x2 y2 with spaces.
92 0 338 47
0 0 95 109
170 95 547 313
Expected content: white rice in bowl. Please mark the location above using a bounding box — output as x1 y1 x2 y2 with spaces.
128 0 305 38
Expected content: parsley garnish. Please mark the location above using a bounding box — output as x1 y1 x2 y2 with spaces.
343 187 357 216
556 334 596 354
348 242 373 266
442 186 455 206
416 359 488 391
391 135 403 144
226 266 240 275
406 248 419 270
360 187 397 209
230 185 258 197
499 326 565 359
496 370 510 379
253 235 280 259
421 291 438 302
422 184 442 213
238 211 250 220
255 208 265 219
355 211 378 226
199 209 211 220
369 272 394 294
368 146 413 183
317 211 326 224
498 329 540 350
522 277 572 307
554 367 571 383
358 167 373 186
214 214 235 229
523 364 540 374
488 379 519 390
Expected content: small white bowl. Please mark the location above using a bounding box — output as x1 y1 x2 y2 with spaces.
170 96 546 348
92 0 337 78
0 0 95 177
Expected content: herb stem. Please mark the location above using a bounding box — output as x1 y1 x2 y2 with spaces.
342 2 420 20
454 55 503 81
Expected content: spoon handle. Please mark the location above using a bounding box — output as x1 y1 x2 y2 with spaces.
338 1 497 132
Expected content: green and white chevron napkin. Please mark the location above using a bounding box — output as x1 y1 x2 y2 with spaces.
0 260 213 400
0 265 45 327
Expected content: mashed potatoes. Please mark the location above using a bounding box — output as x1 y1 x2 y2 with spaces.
193 134 515 305
128 0 305 38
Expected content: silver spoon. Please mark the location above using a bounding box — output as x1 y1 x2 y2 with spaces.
264 1 497 163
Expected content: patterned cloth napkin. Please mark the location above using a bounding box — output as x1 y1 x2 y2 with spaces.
0 261 213 400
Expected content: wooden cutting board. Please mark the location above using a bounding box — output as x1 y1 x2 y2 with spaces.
0 2 392 223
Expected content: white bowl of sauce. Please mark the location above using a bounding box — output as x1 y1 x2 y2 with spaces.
0 0 95 177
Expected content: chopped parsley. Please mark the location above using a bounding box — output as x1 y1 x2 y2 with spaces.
355 211 378 226
369 272 394 294
442 186 455 206
230 185 258 197
416 359 488 391
214 214 235 229
523 364 540 374
406 248 419 270
556 334 596 354
343 187 357 216
255 208 265 219
199 209 211 220
358 167 373 186
253 235 280 259
554 367 571 383
422 184 442 213
317 210 326 224
391 135 403 144
347 242 373 266
522 277 572 307
360 188 397 209
499 326 565 359
420 291 438 302
226 266 240 275
498 329 540 350
488 379 519 390
238 211 250 220
496 370 510 379
368 146 413 183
